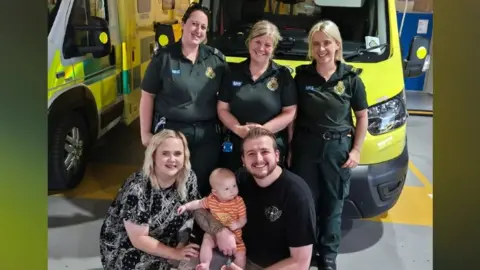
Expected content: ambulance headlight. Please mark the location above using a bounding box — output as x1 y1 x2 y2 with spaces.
367 90 408 135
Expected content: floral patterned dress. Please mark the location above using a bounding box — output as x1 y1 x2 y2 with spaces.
99 170 200 270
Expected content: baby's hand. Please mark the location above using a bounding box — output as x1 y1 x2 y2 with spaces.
228 222 238 231
177 205 187 215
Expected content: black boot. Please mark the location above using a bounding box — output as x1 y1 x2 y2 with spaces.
314 253 337 270
322 258 337 270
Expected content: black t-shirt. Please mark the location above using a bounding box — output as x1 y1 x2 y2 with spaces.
141 40 228 122
217 58 297 125
294 61 368 133
237 168 316 267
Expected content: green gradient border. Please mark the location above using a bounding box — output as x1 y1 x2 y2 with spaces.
434 0 480 268
0 1 47 270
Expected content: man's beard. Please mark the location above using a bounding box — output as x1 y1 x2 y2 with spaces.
248 162 276 179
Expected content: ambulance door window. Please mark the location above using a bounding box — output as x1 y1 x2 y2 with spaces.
63 0 89 58
62 0 110 59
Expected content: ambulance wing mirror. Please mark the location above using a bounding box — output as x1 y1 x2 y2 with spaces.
76 16 112 58
403 35 430 78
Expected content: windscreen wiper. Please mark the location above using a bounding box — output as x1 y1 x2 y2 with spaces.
344 43 388 60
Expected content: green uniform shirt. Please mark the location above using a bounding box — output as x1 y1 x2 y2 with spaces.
141 40 228 123
217 58 297 125
294 61 368 133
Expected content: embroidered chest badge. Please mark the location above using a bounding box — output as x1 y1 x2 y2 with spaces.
266 77 278 91
205 67 216 79
333 81 346 95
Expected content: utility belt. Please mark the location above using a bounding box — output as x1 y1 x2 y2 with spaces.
152 113 221 134
296 125 353 141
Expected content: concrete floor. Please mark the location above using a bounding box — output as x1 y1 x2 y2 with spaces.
406 91 433 112
48 116 433 270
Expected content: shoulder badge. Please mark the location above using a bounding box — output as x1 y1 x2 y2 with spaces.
333 81 346 95
205 66 216 79
266 77 279 91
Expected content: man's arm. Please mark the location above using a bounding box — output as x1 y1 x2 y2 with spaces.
193 209 237 257
264 245 313 270
192 208 226 235
265 182 317 270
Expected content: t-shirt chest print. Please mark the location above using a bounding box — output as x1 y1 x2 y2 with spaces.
264 205 283 222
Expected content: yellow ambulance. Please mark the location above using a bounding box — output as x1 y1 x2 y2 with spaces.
47 0 184 189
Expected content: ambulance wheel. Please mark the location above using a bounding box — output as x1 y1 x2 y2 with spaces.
48 112 90 190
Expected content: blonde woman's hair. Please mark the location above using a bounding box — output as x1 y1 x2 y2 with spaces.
142 129 191 201
245 20 282 58
307 20 344 62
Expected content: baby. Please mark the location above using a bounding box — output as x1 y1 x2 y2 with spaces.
177 168 247 270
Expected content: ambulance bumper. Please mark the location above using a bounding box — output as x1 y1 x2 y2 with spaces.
343 143 409 219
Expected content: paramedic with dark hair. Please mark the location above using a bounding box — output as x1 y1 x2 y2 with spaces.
139 3 228 197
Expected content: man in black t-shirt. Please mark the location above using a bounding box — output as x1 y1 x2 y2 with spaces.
193 127 316 269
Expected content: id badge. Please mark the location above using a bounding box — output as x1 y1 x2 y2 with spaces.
222 141 233 153
154 117 166 133
222 134 233 153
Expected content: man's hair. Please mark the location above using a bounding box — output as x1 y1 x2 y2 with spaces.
241 127 278 155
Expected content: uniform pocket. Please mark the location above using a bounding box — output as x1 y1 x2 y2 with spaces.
338 136 353 199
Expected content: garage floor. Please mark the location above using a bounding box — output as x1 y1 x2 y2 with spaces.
48 115 433 270
406 91 433 112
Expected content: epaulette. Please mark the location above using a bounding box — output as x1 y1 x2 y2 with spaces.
343 62 363 75
151 44 168 59
206 45 226 62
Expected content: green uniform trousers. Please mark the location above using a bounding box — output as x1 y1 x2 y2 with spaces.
290 127 353 262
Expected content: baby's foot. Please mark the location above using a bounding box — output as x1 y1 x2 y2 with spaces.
196 263 210 270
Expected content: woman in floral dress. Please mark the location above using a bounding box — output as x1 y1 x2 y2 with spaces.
99 129 201 269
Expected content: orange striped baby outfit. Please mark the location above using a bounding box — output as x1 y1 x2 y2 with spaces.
201 194 247 252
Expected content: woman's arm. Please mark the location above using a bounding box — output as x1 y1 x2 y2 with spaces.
140 91 155 135
124 220 199 260
217 101 241 131
263 105 297 134
351 109 368 152
139 55 163 145
349 76 369 153
124 220 179 259
217 101 250 138
342 75 369 168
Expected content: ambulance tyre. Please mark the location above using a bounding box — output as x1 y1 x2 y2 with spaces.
48 111 90 190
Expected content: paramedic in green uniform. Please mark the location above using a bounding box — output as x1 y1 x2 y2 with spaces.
217 20 297 172
139 3 227 197
288 20 369 270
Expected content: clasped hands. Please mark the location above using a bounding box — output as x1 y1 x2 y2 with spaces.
233 122 263 138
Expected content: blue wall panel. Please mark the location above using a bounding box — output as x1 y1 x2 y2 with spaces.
396 11 433 91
